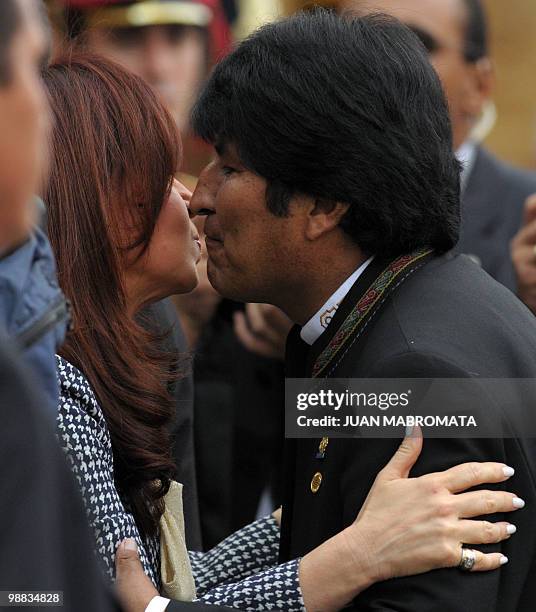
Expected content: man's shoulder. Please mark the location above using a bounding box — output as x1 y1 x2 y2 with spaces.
472 146 536 197
337 254 536 377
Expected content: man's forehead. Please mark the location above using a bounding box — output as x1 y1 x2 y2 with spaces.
341 0 467 38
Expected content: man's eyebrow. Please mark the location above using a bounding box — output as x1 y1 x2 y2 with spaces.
214 141 227 157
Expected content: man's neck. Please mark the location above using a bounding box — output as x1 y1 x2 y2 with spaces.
280 251 368 326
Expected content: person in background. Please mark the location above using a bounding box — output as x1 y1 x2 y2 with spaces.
341 0 536 293
0 1 116 609
49 0 232 180
0 0 69 420
511 196 536 315
44 0 235 549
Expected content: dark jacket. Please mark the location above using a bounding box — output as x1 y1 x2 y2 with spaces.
193 301 284 550
458 146 536 291
0 334 119 612
281 253 536 611
147 298 202 551
0 334 234 612
0 227 69 420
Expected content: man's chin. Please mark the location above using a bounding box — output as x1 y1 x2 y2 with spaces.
206 261 251 303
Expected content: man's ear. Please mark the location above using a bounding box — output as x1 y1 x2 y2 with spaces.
466 57 494 120
305 198 350 241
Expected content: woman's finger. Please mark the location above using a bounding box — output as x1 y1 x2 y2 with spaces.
455 490 524 518
469 549 508 572
379 425 423 480
440 461 515 493
457 519 516 545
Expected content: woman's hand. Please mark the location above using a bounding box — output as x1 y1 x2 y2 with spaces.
345 427 520 581
300 427 523 611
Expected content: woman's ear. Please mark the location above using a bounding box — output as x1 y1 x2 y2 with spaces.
305 198 350 241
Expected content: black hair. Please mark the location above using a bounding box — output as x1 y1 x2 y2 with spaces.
0 0 21 85
192 9 461 257
462 0 488 62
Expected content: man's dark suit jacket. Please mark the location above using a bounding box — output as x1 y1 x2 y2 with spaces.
146 299 202 550
0 334 233 612
281 253 536 611
458 146 536 291
0 334 119 612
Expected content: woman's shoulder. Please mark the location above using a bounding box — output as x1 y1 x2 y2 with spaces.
55 355 106 429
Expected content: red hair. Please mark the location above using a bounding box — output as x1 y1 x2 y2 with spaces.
43 53 180 537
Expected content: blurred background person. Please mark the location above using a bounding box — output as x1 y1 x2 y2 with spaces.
338 0 536 294
0 2 118 608
511 195 536 315
0 0 69 420
47 0 233 181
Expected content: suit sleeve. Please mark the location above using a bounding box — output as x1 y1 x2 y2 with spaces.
0 343 119 611
189 516 280 593
189 516 304 610
344 351 507 611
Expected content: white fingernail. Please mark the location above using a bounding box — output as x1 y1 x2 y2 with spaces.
500 555 509 565
513 497 525 508
506 524 517 535
503 466 515 477
124 538 137 551
405 425 414 436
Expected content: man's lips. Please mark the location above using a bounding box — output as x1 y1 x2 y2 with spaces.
205 234 223 245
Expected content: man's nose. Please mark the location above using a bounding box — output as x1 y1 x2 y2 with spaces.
189 164 218 217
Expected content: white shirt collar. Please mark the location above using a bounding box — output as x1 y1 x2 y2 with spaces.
300 256 375 346
456 140 477 191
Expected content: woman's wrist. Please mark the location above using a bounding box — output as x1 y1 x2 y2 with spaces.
299 527 376 611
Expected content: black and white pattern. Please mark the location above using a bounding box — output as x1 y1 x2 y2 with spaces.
190 516 281 594
196 558 302 610
56 356 160 586
56 356 304 610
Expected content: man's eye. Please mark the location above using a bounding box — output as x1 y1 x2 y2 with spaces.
222 166 236 176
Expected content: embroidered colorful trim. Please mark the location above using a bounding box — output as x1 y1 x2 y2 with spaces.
312 248 433 378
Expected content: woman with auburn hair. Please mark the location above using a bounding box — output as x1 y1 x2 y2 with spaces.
42 54 522 611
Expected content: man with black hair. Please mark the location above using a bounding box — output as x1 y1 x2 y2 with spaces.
190 9 536 610
341 0 536 294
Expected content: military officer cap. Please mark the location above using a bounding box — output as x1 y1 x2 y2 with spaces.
54 0 232 59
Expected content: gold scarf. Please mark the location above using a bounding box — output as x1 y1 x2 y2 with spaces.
160 481 197 601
